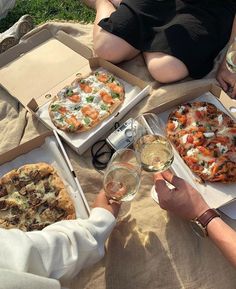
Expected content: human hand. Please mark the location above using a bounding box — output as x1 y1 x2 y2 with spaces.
154 171 209 220
216 59 236 98
93 190 121 218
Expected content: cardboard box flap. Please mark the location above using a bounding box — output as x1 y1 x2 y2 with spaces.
0 29 92 108
0 131 53 165
152 83 236 120
211 84 236 119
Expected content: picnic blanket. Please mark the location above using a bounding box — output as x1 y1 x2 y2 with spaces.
1 21 236 289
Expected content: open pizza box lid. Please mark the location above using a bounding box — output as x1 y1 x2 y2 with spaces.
0 130 90 219
0 28 151 154
149 83 236 219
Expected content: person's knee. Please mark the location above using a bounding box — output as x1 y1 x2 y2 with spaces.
94 37 123 63
146 55 189 83
94 32 139 63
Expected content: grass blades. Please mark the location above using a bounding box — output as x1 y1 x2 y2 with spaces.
0 0 95 33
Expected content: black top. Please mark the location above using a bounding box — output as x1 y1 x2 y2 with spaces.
99 0 236 78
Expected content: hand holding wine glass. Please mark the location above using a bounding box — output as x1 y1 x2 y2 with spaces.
216 37 236 98
132 113 175 202
103 148 141 204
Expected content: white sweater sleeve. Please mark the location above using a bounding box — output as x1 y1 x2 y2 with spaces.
0 207 116 281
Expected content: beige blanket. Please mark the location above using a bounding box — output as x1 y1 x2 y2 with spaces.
1 22 236 289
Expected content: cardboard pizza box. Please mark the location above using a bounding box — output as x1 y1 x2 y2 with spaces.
149 83 236 218
0 130 90 219
0 29 151 154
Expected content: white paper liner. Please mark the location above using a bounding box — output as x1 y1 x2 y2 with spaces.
156 92 236 211
0 136 88 219
36 69 146 153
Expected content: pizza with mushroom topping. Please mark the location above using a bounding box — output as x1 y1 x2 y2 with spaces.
166 102 236 182
0 163 75 231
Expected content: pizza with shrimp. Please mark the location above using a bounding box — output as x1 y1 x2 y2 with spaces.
48 70 125 133
166 102 236 182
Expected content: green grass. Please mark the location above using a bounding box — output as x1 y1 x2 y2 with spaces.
0 0 95 33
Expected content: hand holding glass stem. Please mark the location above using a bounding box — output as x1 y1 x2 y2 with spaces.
103 148 141 203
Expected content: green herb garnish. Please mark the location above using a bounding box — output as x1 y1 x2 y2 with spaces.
111 92 120 99
86 96 95 103
101 104 108 111
108 76 115 83
66 88 74 97
69 124 75 131
84 117 91 125
58 117 64 122
51 104 60 111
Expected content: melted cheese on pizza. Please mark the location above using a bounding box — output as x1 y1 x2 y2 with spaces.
166 102 236 182
49 71 124 132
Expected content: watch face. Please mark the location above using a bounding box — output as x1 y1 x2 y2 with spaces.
190 221 207 238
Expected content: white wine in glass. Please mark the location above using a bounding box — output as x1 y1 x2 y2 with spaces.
132 113 174 173
134 134 174 172
132 113 175 203
103 148 141 202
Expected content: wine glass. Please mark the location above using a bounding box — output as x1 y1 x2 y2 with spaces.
226 37 236 73
131 113 174 202
103 148 141 218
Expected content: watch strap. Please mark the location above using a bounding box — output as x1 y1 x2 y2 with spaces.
197 208 220 228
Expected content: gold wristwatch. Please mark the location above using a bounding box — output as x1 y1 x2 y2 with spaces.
190 209 221 238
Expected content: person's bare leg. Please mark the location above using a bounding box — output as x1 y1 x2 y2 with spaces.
93 0 139 63
143 52 189 83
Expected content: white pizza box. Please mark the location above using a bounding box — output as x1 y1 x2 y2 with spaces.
150 83 236 218
0 130 90 219
0 29 151 154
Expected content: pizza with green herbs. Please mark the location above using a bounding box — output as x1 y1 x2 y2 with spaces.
166 102 236 183
49 70 125 133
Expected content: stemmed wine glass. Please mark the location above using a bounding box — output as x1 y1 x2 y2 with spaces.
103 148 141 218
131 113 174 202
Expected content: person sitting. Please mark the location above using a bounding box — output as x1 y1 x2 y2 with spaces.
154 170 236 268
86 0 236 86
0 190 120 289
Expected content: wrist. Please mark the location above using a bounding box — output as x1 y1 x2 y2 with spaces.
206 214 222 230
194 204 210 220
191 208 221 238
